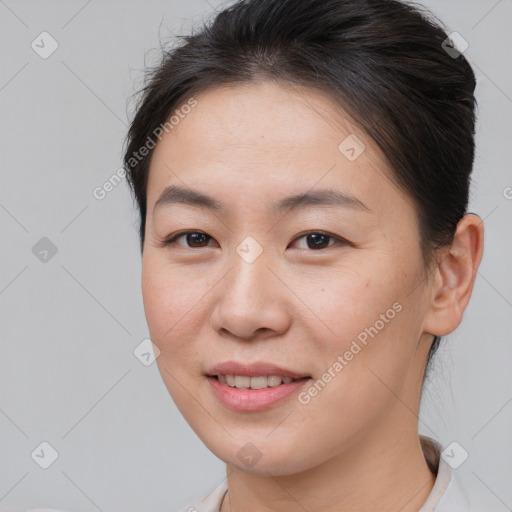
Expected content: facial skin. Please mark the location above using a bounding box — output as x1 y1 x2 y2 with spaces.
141 81 484 512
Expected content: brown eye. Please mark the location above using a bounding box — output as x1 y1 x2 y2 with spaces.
161 230 349 251
163 231 215 248
290 231 347 251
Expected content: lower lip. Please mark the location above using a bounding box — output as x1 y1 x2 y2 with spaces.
207 376 311 412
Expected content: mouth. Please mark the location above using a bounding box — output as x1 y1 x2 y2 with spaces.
206 373 312 412
204 361 312 411
208 374 312 390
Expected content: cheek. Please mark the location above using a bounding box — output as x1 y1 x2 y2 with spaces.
141 254 208 363
301 256 420 403
304 263 406 350
142 257 210 416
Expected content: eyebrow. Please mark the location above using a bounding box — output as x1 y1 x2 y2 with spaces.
153 185 370 215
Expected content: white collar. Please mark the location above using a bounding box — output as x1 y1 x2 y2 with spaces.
418 435 471 511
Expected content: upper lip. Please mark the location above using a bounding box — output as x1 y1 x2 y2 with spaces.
206 361 311 379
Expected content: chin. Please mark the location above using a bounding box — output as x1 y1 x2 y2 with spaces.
201 435 322 477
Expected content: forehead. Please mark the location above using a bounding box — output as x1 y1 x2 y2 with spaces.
154 81 377 160
146 81 401 217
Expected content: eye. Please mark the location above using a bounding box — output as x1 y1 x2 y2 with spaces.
159 230 350 251
289 231 347 250
160 230 217 249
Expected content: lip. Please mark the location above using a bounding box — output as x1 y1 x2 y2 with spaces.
207 375 311 412
206 361 310 379
205 361 312 412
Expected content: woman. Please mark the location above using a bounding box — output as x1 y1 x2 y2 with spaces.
123 0 484 510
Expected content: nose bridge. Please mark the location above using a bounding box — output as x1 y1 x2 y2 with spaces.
227 237 274 309
211 237 290 338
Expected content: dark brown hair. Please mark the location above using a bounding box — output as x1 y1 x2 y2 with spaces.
123 0 477 379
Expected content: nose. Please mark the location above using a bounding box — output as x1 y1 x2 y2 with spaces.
210 249 292 341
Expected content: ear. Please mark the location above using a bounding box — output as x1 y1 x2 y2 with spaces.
423 214 484 337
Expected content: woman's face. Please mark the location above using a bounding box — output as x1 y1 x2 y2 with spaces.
141 81 436 475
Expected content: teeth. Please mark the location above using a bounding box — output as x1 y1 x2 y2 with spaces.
246 376 267 389
267 375 283 387
217 375 300 389
235 375 251 388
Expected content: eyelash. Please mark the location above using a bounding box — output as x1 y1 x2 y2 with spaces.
158 230 352 251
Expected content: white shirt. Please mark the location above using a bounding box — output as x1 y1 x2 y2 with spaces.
176 435 472 512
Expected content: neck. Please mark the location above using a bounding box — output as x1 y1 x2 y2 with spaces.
221 418 435 512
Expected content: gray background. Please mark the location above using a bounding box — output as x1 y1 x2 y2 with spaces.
0 0 511 511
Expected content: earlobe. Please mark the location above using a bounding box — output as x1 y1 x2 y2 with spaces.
423 213 484 337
